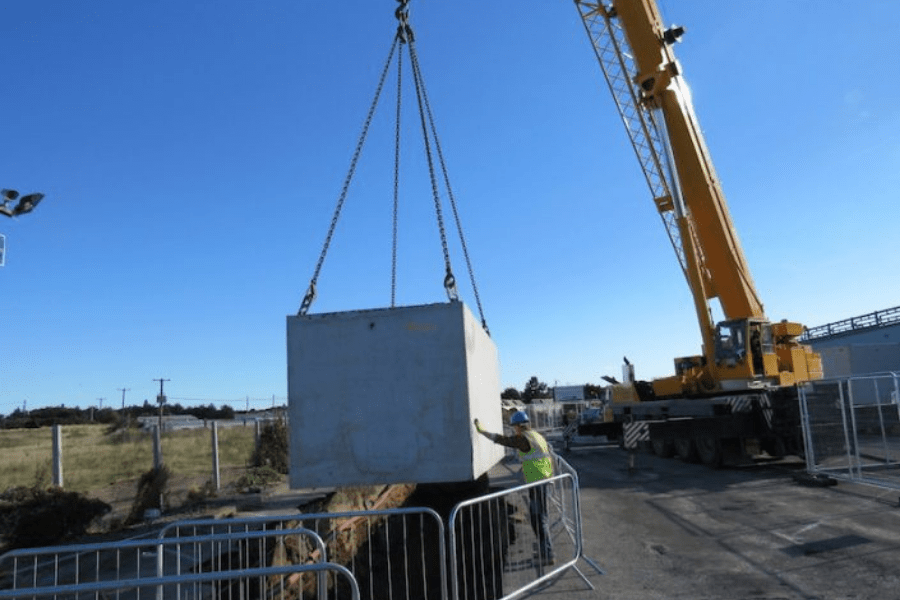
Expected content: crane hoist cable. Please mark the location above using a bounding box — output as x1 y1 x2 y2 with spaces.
298 0 490 334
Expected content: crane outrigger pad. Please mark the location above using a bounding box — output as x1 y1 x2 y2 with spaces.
286 301 504 488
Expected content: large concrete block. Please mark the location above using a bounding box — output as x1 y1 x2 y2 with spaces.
287 302 505 489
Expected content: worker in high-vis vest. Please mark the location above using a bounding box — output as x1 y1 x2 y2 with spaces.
474 410 555 566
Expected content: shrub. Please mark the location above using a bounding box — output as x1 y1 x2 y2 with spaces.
234 465 283 493
250 419 289 474
125 465 170 525
0 487 111 551
184 480 218 507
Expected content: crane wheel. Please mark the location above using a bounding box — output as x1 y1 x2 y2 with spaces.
674 438 699 462
651 438 675 458
695 436 723 467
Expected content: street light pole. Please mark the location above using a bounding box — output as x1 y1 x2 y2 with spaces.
1 188 46 268
0 189 44 218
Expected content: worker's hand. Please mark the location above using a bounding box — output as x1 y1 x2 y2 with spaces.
474 419 497 441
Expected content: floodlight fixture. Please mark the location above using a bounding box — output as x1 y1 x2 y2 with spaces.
1 188 46 218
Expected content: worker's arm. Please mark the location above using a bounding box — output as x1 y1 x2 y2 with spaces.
474 419 530 452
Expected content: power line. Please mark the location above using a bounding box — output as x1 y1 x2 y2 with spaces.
166 396 287 406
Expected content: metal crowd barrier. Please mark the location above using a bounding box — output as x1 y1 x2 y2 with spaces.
0 528 336 600
522 404 566 436
799 372 900 490
1 461 598 600
157 508 447 600
447 453 601 600
0 562 359 600
1 508 445 600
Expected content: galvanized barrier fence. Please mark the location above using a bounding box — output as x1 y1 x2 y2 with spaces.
157 508 447 600
522 404 566 437
0 528 350 600
448 454 600 600
1 461 597 600
799 372 900 490
1 508 446 600
0 561 359 600
523 402 599 439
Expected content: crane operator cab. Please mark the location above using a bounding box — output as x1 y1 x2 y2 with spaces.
643 316 821 400
621 314 822 401
714 318 822 389
715 319 771 380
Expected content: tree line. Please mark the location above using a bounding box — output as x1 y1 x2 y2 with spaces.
0 401 239 429
3 376 608 428
501 376 605 403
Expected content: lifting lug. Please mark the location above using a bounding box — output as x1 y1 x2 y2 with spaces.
444 269 459 302
298 282 317 316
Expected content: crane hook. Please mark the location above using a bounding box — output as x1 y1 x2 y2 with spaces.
395 0 413 44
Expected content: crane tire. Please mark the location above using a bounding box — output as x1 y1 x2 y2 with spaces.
674 438 699 462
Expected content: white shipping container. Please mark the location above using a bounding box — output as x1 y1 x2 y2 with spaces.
287 302 505 488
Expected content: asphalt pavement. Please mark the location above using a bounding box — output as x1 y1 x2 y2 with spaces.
530 439 900 600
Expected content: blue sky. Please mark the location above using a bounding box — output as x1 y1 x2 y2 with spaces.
2 1 898 414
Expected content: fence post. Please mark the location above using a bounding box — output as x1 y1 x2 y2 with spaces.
52 424 63 487
212 421 220 491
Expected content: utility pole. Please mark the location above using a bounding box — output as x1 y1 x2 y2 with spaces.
118 388 130 410
118 387 131 442
153 378 170 431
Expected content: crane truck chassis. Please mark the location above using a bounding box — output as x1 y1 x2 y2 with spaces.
576 385 806 466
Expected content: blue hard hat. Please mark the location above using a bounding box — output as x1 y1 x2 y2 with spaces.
510 410 529 425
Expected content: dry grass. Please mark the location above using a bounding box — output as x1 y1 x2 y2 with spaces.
0 424 258 495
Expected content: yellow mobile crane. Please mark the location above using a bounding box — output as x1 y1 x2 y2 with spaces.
573 0 822 464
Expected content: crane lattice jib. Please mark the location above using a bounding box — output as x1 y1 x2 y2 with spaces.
574 1 688 278
575 0 766 323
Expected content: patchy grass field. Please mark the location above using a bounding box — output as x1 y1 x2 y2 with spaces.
0 424 259 494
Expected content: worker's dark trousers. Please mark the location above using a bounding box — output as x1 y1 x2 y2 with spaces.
528 484 554 561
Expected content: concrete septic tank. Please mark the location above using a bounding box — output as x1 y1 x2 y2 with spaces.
287 301 506 488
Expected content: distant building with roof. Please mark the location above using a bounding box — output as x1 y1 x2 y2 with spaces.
801 306 900 377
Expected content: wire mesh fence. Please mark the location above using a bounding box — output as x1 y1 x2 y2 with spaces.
0 419 282 494
799 373 900 490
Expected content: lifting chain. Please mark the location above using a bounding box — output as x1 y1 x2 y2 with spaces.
298 35 401 316
391 44 403 308
299 0 490 334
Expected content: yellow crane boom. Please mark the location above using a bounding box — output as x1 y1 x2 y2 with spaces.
575 0 821 397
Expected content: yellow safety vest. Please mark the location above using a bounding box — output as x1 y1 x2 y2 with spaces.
518 429 553 483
